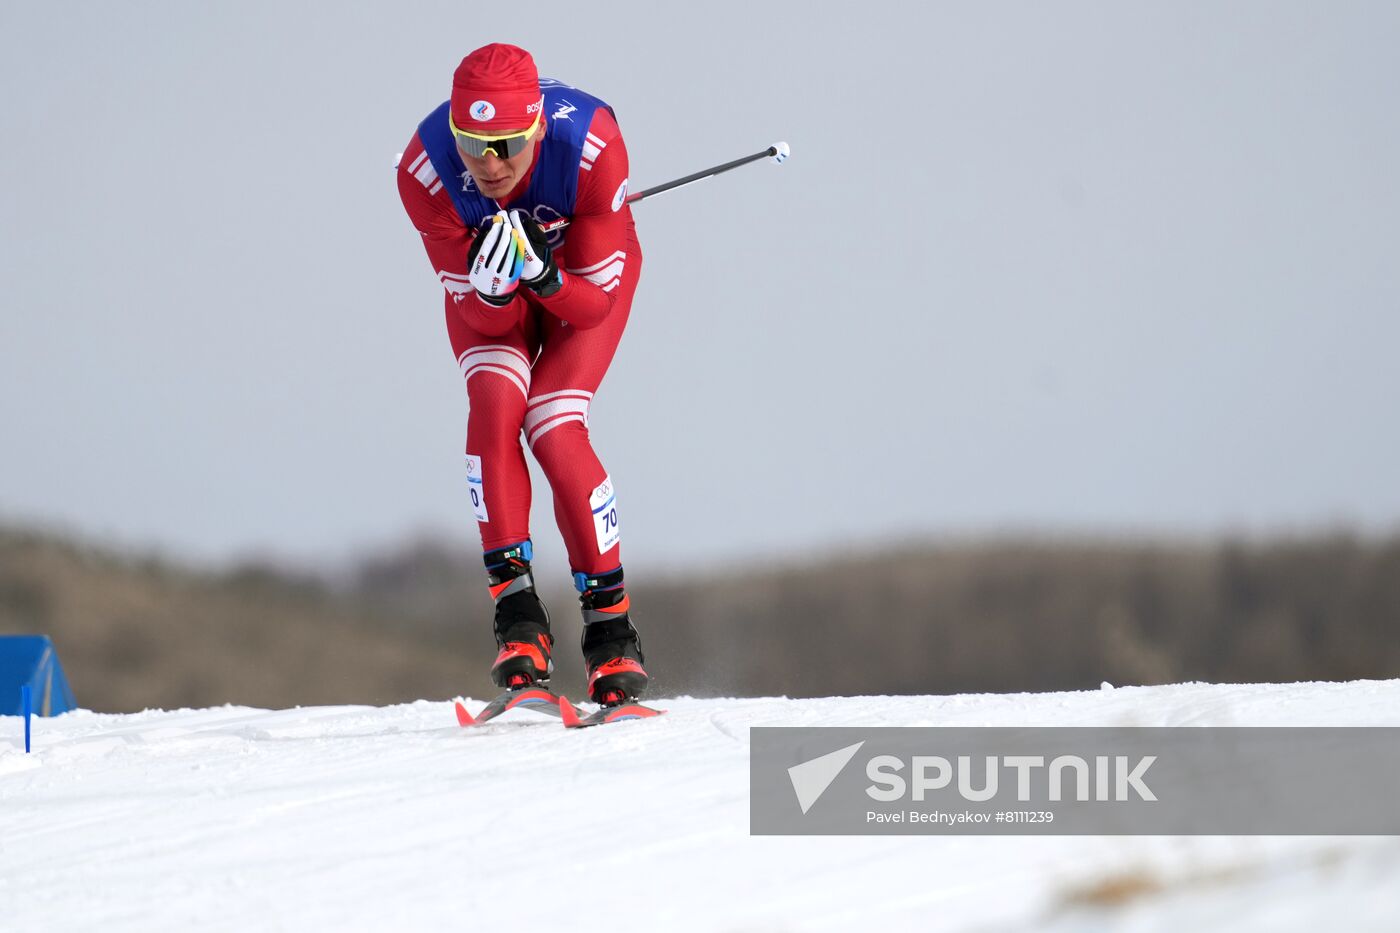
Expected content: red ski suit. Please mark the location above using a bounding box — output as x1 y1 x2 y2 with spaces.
397 108 640 574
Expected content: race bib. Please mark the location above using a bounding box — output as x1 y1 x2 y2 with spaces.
465 454 489 523
590 476 620 554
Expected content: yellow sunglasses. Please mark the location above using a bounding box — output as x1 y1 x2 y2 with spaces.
450 108 542 159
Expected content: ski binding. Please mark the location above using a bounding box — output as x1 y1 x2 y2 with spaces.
557 694 666 729
454 684 570 727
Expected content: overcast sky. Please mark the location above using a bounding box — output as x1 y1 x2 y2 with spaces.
2 2 1398 574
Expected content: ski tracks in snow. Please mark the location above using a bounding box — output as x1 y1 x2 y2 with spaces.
4 682 1400 930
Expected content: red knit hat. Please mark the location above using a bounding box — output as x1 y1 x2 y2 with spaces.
450 43 543 134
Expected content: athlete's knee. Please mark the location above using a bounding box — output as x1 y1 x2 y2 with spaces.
460 344 532 411
462 353 530 438
523 388 594 453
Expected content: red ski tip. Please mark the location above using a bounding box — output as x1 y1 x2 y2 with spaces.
603 703 664 723
558 695 582 728
454 700 476 727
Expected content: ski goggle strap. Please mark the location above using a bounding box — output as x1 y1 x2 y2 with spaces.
449 107 543 159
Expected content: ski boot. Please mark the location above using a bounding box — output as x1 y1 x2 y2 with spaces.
485 541 553 690
576 567 648 706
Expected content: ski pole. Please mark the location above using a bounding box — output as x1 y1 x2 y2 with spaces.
539 141 790 234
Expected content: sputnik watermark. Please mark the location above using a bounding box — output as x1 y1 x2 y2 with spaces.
868 750 1153 801
753 727 1400 835
786 743 1155 817
865 753 1157 802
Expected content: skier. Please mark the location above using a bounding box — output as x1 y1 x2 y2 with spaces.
396 43 647 706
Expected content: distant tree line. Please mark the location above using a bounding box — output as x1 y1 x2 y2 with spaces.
2 526 1396 711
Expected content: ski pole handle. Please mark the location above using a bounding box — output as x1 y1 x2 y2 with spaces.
539 141 789 234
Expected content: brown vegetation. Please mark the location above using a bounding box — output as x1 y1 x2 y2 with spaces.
2 526 1397 712
0 528 481 711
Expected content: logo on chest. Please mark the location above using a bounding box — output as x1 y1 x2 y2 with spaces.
530 204 567 248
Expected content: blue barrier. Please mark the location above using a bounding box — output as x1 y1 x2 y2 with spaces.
1 635 77 717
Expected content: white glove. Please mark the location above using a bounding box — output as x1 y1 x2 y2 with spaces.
508 210 548 283
508 209 563 297
466 211 524 306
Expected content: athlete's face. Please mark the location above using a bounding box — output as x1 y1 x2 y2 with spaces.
458 121 542 200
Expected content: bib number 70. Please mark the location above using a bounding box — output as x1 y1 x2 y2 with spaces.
590 476 620 554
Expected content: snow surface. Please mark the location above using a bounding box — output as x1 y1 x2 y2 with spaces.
3 681 1399 931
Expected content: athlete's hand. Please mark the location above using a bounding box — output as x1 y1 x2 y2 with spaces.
509 210 562 298
466 211 523 306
